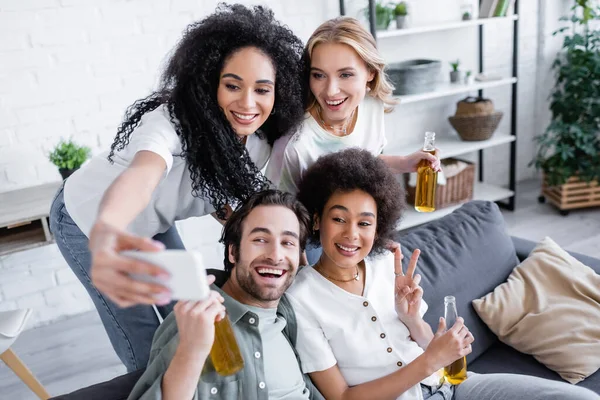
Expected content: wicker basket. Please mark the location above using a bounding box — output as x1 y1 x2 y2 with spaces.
455 96 495 116
448 111 503 141
404 159 475 210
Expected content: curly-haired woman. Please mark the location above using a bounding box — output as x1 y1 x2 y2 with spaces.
48 4 305 371
286 148 597 400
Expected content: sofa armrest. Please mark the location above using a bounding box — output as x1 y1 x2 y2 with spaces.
511 236 600 272
49 369 145 400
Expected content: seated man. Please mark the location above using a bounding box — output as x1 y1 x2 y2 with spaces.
128 190 323 400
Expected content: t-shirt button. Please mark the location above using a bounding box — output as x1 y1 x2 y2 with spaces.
363 301 369 307
380 333 386 339
210 387 218 394
371 316 377 322
397 361 403 367
387 347 393 353
249 317 256 324
254 351 261 359
259 381 266 389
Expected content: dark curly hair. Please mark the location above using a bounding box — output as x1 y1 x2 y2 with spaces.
297 148 406 256
220 190 311 273
107 3 305 218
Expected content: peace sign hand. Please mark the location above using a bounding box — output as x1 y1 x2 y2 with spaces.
392 245 424 325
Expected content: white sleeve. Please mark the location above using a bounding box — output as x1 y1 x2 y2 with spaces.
419 298 429 318
277 147 302 196
126 107 181 175
377 101 387 154
287 294 337 374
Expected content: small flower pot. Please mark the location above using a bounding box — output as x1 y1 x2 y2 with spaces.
450 71 462 83
396 16 407 29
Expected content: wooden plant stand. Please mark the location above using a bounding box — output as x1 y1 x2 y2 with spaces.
538 175 600 216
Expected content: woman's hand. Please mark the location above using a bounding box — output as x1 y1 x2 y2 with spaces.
174 283 226 356
402 149 442 173
89 220 171 308
393 246 423 325
424 317 474 370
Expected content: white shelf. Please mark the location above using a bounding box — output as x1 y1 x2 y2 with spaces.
377 15 518 39
395 77 517 104
398 183 514 230
385 132 515 160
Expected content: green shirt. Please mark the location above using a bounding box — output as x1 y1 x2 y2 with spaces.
128 270 324 400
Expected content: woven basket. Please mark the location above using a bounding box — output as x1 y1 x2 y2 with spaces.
448 111 503 141
455 96 495 116
404 159 475 210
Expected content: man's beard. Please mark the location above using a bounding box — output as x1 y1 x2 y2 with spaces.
235 258 295 302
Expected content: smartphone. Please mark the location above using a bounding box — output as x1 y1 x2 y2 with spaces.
121 250 210 301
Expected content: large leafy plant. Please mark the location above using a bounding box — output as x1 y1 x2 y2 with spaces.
531 0 600 186
49 139 91 170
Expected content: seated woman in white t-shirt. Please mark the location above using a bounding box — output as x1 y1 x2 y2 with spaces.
265 16 441 196
48 4 306 372
286 148 598 400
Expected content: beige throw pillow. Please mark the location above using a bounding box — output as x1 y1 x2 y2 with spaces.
472 236 600 384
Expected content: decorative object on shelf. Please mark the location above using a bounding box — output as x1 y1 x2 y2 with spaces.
461 3 473 20
532 0 600 214
474 72 502 81
387 59 441 95
394 1 408 29
464 70 473 84
449 59 462 83
405 158 475 210
448 96 503 141
365 1 395 31
48 138 91 180
479 0 515 18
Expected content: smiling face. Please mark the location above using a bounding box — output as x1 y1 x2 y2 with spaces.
228 205 301 308
316 189 378 272
217 46 276 138
309 42 374 126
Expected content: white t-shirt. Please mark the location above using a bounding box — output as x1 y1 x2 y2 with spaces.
286 252 444 400
265 95 387 195
64 105 272 238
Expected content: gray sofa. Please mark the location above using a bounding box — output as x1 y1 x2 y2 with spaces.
51 201 600 399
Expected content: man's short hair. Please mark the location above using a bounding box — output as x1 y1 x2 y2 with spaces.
220 190 311 273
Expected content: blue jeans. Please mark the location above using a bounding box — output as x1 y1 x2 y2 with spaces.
422 373 598 400
49 184 184 372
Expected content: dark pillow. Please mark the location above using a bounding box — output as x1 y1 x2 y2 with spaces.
395 201 518 362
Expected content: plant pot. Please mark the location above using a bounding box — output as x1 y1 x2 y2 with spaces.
387 59 442 95
540 175 600 214
59 168 78 180
395 15 406 29
450 71 462 83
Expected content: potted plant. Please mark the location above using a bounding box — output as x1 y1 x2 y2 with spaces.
364 1 395 31
464 70 473 84
449 60 462 83
531 0 600 215
394 2 408 29
49 139 91 180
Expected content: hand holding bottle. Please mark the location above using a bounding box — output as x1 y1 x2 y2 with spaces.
424 317 474 371
403 149 442 173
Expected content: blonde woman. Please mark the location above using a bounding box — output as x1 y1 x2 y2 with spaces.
266 17 440 263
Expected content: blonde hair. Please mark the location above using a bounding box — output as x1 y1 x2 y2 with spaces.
305 17 398 113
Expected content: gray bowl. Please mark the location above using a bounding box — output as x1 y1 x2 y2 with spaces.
387 59 442 95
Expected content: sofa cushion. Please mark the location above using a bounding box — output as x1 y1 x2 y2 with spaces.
470 342 600 395
395 201 519 362
472 236 600 384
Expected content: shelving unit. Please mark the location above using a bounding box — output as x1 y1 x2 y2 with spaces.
339 0 519 229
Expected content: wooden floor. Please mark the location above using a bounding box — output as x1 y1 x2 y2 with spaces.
1 179 599 399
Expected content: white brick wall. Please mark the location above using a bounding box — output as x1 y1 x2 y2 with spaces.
0 0 562 328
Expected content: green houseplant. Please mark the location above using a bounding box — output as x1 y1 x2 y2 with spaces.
363 1 395 31
394 2 408 29
532 0 600 189
449 59 462 83
49 139 91 180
